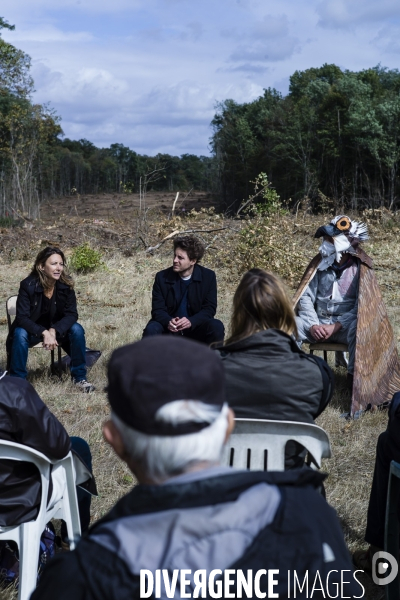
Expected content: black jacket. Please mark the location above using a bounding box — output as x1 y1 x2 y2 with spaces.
9 274 78 340
217 330 334 468
218 329 333 422
151 264 217 330
31 469 362 599
0 375 70 526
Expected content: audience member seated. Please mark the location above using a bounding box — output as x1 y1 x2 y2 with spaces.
32 337 360 599
142 235 224 344
217 269 334 468
6 246 95 393
353 391 400 572
0 371 95 545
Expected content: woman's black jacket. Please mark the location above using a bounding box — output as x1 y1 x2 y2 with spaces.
8 274 78 342
217 329 334 468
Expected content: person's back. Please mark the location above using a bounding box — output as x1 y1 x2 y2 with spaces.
32 337 359 600
0 373 70 526
219 328 328 423
217 270 334 468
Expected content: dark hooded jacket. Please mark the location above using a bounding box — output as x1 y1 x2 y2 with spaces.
31 467 362 600
0 375 70 526
217 329 334 467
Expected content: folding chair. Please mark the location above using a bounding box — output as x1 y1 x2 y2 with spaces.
222 418 331 471
6 295 62 377
309 342 348 365
0 440 81 600
384 460 400 600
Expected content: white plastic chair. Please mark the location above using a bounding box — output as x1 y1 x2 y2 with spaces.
222 418 332 471
6 295 63 376
0 441 81 600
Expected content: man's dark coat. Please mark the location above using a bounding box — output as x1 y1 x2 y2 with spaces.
0 375 70 526
31 469 362 599
151 264 217 330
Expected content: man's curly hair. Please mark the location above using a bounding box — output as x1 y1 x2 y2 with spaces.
173 235 205 263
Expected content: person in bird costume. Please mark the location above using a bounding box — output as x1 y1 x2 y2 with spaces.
293 215 400 416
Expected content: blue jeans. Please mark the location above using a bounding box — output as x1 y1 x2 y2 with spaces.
9 323 87 382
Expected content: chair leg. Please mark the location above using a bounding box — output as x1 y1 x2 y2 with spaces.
51 349 55 375
309 349 314 355
58 346 62 378
324 350 328 362
385 462 400 599
50 348 62 379
18 522 41 600
62 461 81 549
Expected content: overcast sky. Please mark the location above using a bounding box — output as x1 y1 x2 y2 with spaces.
2 0 400 156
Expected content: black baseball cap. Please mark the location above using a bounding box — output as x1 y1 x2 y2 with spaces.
107 336 226 436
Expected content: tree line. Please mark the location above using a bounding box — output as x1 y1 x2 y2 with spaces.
0 17 215 219
211 63 400 213
2 15 400 218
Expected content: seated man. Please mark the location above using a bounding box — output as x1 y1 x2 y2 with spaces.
142 234 224 344
353 391 400 571
294 215 367 385
33 337 362 599
0 372 95 543
294 215 400 415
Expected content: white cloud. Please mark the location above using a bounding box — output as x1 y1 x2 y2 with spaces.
7 25 93 43
224 14 300 64
317 0 400 29
229 38 299 63
1 0 143 14
2 0 400 155
372 25 400 54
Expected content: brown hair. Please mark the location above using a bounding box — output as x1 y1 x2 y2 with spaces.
173 235 205 262
224 268 297 345
30 246 74 290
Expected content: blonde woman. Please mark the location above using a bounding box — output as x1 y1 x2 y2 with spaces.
217 268 334 468
7 246 95 392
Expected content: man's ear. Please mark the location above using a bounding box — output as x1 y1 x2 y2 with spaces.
224 408 235 443
103 419 128 461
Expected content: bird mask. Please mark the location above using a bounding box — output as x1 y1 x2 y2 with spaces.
314 215 368 271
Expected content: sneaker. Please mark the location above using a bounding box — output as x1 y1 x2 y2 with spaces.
74 379 95 393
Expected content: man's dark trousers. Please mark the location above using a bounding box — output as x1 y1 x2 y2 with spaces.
143 319 224 345
365 392 400 548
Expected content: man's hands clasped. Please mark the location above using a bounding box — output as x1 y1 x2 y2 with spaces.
168 317 192 333
310 322 342 341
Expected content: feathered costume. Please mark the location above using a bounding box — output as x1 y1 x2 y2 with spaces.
294 216 400 415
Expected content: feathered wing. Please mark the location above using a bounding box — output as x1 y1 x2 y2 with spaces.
293 254 322 308
352 264 400 413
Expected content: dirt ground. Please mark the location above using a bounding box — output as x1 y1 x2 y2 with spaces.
38 190 216 224
1 202 398 599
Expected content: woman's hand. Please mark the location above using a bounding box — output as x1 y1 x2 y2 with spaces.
42 328 58 350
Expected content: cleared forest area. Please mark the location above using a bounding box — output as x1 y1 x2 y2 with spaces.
1 203 399 598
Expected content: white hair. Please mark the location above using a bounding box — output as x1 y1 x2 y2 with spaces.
112 401 229 483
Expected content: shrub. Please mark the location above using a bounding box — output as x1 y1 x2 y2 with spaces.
70 244 102 272
0 216 17 227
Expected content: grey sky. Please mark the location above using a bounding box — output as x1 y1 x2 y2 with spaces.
2 0 400 155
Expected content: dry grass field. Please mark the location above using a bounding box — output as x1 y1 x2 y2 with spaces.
1 201 400 599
